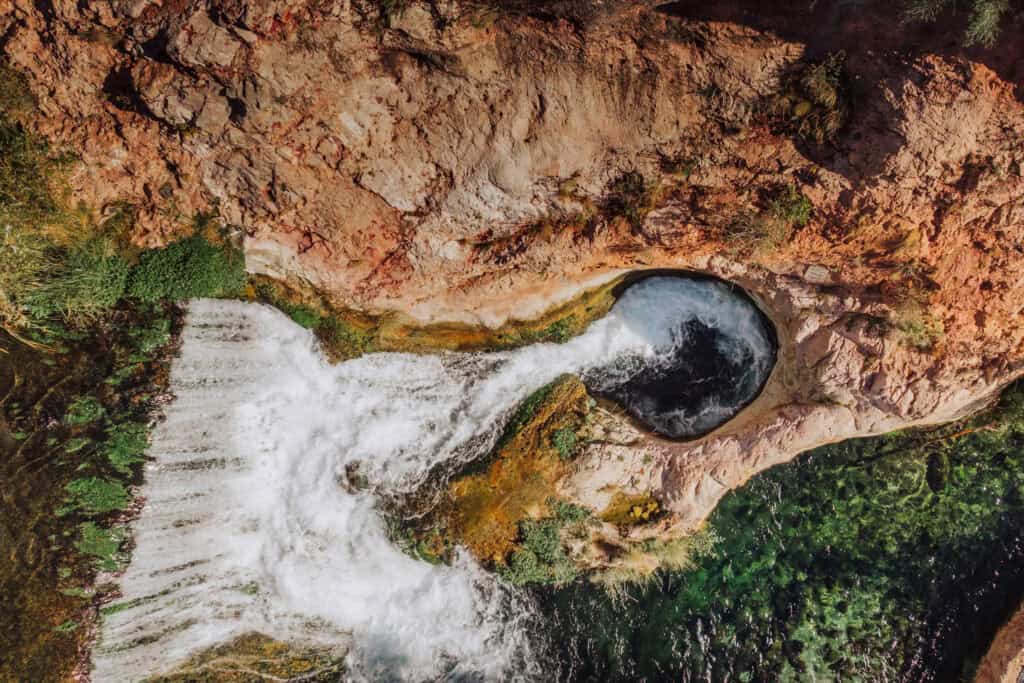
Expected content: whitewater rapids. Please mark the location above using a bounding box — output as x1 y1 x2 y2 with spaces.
91 277 774 681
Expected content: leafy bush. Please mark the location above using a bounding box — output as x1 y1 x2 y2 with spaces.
768 184 813 228
498 500 590 586
127 234 246 302
499 517 580 586
61 477 130 516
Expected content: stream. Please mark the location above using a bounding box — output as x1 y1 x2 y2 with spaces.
92 276 775 680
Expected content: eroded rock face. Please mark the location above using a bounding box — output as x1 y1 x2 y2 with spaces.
3 0 1023 535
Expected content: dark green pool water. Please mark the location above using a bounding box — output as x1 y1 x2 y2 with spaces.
540 384 1024 682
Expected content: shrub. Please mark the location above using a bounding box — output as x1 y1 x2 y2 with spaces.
61 477 130 516
724 210 792 253
498 517 580 586
769 184 813 228
606 170 657 232
893 302 945 351
127 234 246 302
130 316 172 358
775 53 849 146
22 237 130 325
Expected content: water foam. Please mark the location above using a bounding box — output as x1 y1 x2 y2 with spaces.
92 276 774 681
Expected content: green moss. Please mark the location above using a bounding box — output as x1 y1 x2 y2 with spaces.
127 234 246 303
103 422 148 475
53 620 78 634
74 522 126 572
496 382 557 450
65 396 105 426
551 427 579 460
284 304 322 329
61 477 130 516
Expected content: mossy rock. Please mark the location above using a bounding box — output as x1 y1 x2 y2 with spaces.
249 273 620 362
432 375 592 565
600 492 664 527
146 633 345 682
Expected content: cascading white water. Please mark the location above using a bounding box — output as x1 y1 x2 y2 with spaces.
92 276 774 682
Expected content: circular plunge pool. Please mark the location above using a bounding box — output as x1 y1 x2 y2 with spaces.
583 275 777 439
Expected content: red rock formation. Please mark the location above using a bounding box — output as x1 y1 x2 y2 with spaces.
2 0 1022 532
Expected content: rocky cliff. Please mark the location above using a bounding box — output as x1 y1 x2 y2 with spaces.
3 0 1023 538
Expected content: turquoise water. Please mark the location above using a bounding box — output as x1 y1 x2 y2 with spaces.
541 384 1024 681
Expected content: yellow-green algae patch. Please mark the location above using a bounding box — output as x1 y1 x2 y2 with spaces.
599 492 664 527
248 275 622 362
440 375 592 564
144 632 345 682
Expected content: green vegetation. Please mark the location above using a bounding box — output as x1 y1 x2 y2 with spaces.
496 382 557 450
544 381 1024 680
0 62 35 118
74 522 126 572
903 0 1019 46
103 422 149 475
725 184 813 253
498 501 591 586
128 234 246 303
0 113 242 337
61 477 131 516
53 620 79 634
605 170 660 232
65 396 105 426
893 301 945 351
773 52 849 146
551 426 579 460
768 184 813 228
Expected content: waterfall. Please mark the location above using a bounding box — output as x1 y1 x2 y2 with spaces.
91 277 774 681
